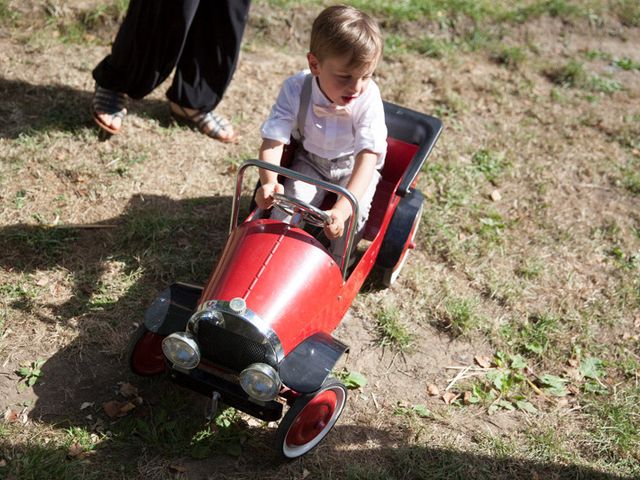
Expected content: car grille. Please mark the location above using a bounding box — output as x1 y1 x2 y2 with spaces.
197 321 268 372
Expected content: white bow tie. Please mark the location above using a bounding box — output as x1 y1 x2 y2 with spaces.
312 103 352 118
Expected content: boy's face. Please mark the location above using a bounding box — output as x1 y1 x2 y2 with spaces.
307 52 377 106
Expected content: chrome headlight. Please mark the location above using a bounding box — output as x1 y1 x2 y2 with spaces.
162 332 200 369
239 363 281 401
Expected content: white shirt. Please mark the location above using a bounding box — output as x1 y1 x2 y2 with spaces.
260 70 387 166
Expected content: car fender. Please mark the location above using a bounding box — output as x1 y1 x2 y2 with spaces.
376 188 424 269
279 332 348 394
143 282 202 335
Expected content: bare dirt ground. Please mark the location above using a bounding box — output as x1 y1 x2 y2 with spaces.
1 1 639 479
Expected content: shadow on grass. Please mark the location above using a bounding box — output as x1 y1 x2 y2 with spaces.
0 193 231 420
1 422 635 479
0 77 171 138
1 195 635 479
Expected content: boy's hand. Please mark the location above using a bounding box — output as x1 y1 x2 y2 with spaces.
323 208 349 239
256 182 284 209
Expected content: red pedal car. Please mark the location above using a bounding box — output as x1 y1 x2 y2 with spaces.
128 102 442 458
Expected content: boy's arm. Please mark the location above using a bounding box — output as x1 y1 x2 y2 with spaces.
324 149 377 239
256 138 285 209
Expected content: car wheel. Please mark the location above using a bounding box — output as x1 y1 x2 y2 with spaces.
275 378 347 459
127 323 166 376
382 202 423 287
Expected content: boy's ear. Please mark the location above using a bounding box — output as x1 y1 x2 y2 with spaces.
307 52 321 76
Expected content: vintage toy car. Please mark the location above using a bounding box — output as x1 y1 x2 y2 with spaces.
128 102 442 458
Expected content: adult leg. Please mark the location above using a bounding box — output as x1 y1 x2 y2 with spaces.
92 0 201 131
167 0 251 141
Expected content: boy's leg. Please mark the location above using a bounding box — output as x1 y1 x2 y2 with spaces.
270 151 327 223
330 169 381 265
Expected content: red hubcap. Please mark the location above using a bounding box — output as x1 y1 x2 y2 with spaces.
131 331 166 375
286 390 338 446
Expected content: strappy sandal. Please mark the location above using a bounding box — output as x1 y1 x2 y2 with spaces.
170 104 238 143
92 85 128 135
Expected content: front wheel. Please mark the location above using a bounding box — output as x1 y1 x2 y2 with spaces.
127 324 166 376
275 378 347 459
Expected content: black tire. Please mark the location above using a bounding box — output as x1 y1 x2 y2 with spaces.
382 202 423 287
275 378 347 459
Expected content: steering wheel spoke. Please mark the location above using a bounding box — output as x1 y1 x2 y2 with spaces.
272 193 331 227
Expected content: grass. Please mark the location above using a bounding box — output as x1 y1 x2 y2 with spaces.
501 313 560 357
1 0 639 478
584 387 640 463
375 306 414 350
441 296 480 336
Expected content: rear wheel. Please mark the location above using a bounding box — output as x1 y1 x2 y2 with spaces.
275 378 347 459
127 324 166 376
382 203 423 287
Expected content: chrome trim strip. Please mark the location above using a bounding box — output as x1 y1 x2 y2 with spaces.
231 159 359 280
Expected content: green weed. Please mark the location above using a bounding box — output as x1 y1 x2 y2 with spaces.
588 75 622 94
492 46 527 69
583 49 611 61
442 296 479 336
614 0 640 26
0 0 19 26
190 408 247 458
620 160 640 195
584 387 640 461
14 189 27 209
16 359 45 388
515 259 543 279
503 0 580 23
1 442 95 480
464 352 538 414
375 307 413 351
64 427 99 454
334 369 368 389
614 57 640 71
502 313 559 356
3 227 79 262
546 60 587 88
525 427 571 463
471 149 509 184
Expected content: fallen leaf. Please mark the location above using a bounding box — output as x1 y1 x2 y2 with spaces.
102 400 136 418
427 384 440 396
170 464 187 473
442 392 460 405
463 391 473 404
67 442 84 458
80 402 94 410
490 189 502 202
567 358 579 367
474 355 492 368
302 469 311 479
4 408 18 423
556 397 569 408
118 382 138 398
0 459 6 467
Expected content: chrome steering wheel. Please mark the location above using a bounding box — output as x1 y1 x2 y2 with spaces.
272 192 331 227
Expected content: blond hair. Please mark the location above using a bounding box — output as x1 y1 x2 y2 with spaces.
310 5 383 69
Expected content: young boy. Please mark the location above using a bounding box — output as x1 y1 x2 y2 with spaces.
256 5 387 264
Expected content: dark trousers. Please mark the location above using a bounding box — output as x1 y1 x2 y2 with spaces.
92 0 251 111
